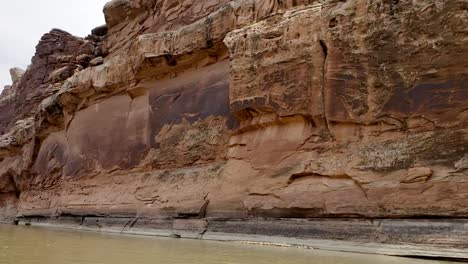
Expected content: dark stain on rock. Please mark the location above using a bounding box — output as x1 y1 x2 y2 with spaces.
383 78 468 115
163 54 177 66
329 18 338 28
147 61 233 148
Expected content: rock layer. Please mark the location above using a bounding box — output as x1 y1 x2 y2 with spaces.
0 0 467 258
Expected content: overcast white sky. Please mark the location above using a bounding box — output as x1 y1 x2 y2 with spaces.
0 0 109 91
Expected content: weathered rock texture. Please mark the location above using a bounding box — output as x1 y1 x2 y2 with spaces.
0 0 467 258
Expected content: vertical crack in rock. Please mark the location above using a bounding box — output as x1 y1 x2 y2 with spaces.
319 40 328 58
204 16 214 48
199 194 210 218
65 112 75 131
197 195 210 238
27 137 43 187
121 217 139 233
199 226 208 238
318 39 332 137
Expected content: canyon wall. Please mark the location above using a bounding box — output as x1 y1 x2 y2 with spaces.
0 0 467 258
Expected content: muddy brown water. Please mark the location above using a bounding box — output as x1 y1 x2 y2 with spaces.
0 225 456 264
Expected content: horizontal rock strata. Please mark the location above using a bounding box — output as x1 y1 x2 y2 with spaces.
0 0 467 259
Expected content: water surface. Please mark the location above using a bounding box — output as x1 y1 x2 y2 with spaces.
0 225 455 264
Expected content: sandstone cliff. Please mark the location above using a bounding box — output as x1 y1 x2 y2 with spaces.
0 0 467 258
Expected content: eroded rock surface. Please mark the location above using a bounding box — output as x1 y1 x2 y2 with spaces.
0 0 467 255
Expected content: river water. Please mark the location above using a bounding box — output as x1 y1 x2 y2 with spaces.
0 225 456 264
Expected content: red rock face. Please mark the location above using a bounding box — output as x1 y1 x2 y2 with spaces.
0 0 467 239
0 29 101 135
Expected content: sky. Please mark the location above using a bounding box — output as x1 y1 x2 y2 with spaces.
0 0 109 91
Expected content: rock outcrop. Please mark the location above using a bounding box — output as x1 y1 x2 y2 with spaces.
0 0 467 258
